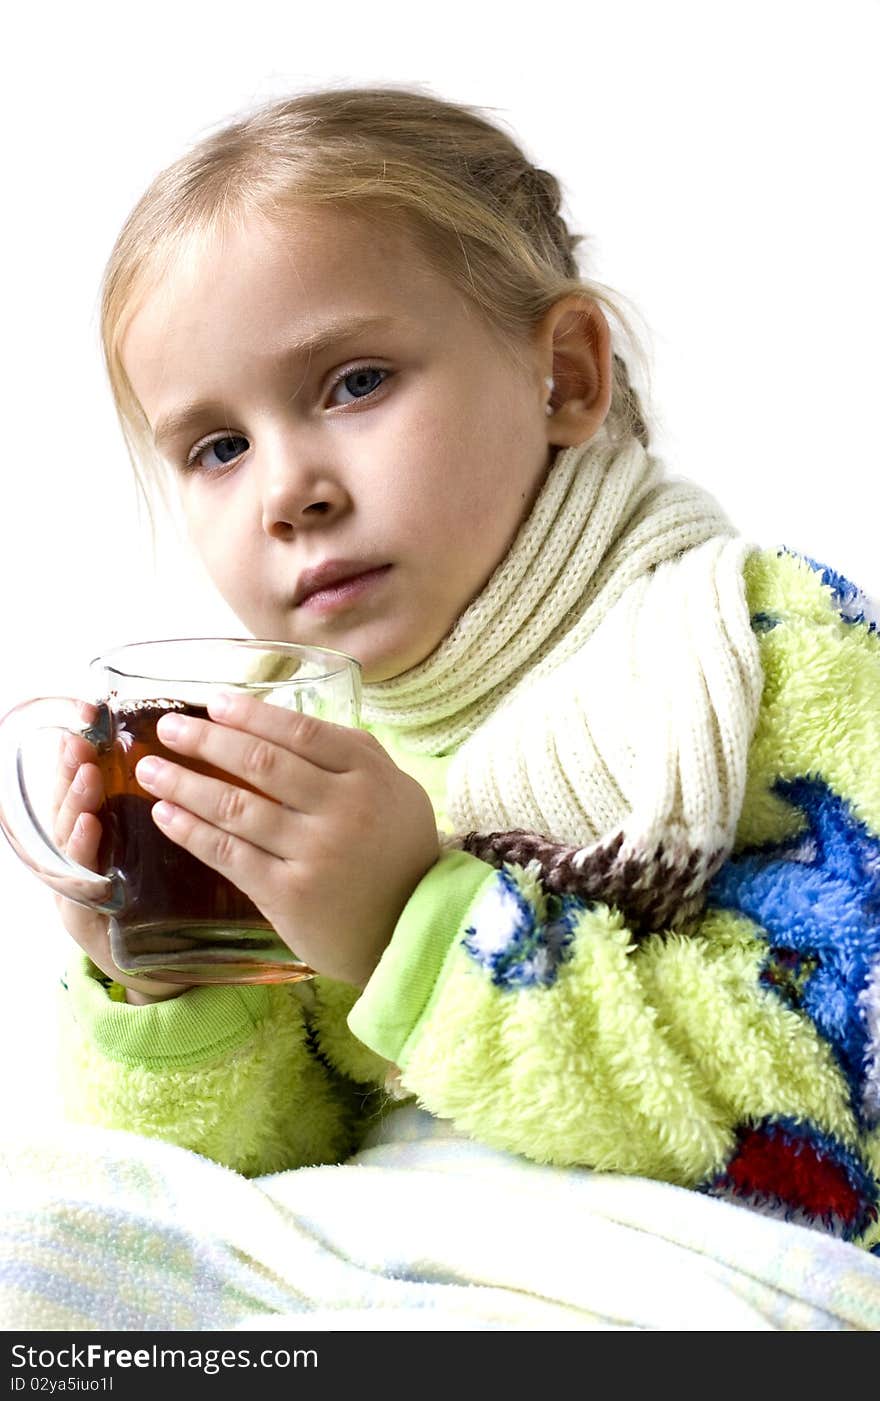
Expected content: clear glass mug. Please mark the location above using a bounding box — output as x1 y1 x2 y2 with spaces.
0 638 361 985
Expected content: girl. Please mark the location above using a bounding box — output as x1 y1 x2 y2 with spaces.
52 85 880 1249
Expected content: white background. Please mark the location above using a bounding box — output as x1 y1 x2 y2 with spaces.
1 0 877 1126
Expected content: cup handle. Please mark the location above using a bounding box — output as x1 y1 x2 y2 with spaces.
0 696 122 913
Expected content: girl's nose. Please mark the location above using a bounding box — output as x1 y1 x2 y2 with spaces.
259 453 350 539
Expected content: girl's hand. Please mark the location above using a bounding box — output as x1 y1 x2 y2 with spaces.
51 714 191 1004
133 694 441 987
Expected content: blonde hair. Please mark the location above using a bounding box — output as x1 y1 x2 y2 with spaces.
100 82 655 527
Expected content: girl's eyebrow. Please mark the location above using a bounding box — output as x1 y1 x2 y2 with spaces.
151 313 405 446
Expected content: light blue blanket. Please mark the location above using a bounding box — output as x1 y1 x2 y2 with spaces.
2 1107 879 1331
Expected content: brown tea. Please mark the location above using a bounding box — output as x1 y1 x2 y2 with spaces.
93 698 309 983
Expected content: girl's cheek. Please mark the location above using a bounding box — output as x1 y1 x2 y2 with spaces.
187 515 236 571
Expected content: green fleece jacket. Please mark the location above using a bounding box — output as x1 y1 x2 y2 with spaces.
59 548 880 1250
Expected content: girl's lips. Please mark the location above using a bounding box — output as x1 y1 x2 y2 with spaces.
296 564 392 614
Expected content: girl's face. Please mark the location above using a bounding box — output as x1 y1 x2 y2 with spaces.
121 209 561 683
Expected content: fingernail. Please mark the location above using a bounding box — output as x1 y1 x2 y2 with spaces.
157 713 184 741
208 692 233 718
153 801 174 826
137 756 162 785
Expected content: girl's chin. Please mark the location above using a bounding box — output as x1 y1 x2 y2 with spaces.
358 645 433 685
283 618 447 685
359 658 413 685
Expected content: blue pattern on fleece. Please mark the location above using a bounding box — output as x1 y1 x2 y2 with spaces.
784 549 880 634
462 867 579 989
709 777 880 1126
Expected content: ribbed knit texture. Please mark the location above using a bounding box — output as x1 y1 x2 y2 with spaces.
362 428 765 924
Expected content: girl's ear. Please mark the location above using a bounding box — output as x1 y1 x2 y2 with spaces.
538 296 613 446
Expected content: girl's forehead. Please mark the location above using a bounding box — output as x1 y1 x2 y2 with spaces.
119 203 477 391
135 204 437 316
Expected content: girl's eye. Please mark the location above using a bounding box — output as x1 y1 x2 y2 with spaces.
185 434 250 473
182 365 390 473
327 364 389 406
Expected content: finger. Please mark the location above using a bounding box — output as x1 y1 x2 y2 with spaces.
148 798 280 906
134 755 300 860
66 808 103 871
51 702 100 820
207 690 362 772
54 761 104 850
53 809 111 951
151 706 342 811
51 733 97 820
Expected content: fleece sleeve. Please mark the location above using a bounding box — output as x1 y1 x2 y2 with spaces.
349 548 880 1248
54 724 426 1177
350 854 859 1179
59 954 372 1175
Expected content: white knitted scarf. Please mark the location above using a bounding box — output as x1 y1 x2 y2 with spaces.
362 427 765 930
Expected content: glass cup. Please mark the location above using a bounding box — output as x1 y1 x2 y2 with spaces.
0 638 361 985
